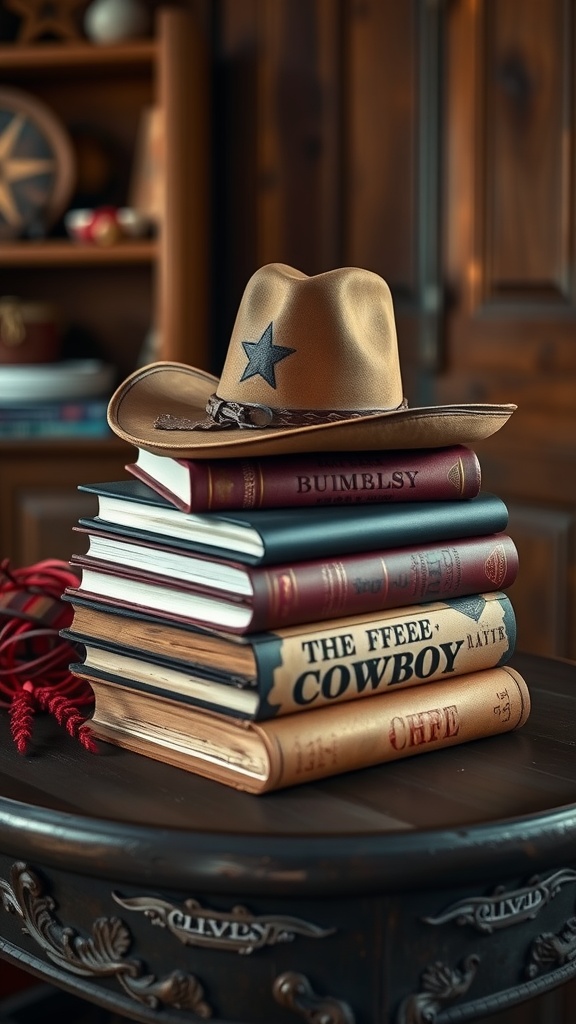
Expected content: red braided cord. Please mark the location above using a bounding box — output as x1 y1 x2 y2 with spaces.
10 686 35 754
0 559 96 753
36 688 98 752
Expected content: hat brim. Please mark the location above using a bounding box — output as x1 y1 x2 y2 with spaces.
108 362 517 459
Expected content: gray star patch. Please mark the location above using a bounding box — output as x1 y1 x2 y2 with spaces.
240 323 296 388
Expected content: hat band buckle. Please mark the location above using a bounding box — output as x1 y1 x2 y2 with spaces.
154 395 408 432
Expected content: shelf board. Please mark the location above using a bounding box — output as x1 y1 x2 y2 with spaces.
0 39 156 75
0 239 158 267
0 437 130 452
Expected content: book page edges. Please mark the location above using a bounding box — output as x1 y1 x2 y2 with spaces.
90 665 530 794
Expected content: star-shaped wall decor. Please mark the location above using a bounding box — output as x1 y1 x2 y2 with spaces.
0 87 75 240
240 323 296 388
6 0 87 44
0 112 55 228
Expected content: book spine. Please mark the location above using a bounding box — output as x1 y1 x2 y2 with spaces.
70 592 517 719
254 591 516 717
248 533 518 631
203 447 481 509
130 445 481 511
258 665 530 793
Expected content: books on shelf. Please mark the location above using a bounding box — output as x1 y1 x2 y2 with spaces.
77 478 510 564
63 590 517 721
0 399 111 438
67 528 519 633
84 664 531 794
126 443 482 512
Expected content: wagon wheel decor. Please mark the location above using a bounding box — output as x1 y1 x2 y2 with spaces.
0 86 75 240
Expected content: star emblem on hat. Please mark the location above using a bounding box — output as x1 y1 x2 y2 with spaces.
240 322 296 388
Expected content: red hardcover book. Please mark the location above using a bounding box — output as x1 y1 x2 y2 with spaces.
126 444 482 512
68 529 518 634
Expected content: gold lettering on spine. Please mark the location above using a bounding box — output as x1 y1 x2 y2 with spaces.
242 462 258 507
447 458 465 495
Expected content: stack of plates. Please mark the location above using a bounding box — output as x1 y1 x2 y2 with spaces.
0 360 116 404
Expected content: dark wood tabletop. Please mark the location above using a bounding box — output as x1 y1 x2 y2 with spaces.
0 650 575 1024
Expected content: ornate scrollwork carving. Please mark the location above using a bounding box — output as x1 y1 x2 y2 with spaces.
0 861 212 1017
526 916 576 978
112 891 335 955
273 971 355 1024
396 954 480 1024
422 869 576 934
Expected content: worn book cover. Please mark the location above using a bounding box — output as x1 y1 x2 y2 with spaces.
126 444 482 512
87 664 531 793
65 590 517 720
77 479 509 565
68 528 518 632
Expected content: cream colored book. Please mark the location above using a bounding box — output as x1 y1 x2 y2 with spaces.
87 664 531 795
66 591 516 719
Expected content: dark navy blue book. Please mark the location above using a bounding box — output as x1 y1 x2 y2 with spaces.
77 477 509 567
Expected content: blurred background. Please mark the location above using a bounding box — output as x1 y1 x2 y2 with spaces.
1 0 574 659
1 3 575 1022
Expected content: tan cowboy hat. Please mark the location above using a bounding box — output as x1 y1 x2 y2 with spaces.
108 263 515 458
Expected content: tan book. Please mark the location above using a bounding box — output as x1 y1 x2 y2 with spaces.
87 664 531 794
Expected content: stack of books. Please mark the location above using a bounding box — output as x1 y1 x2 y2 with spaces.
61 443 530 794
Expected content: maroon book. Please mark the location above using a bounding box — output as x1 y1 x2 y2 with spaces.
126 444 482 513
68 528 518 634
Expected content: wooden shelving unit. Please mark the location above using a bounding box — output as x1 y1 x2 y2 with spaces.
0 239 157 266
0 6 209 370
0 7 210 567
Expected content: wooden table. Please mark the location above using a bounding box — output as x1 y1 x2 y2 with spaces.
0 651 575 1024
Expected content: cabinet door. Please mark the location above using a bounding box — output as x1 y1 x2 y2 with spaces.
437 0 576 660
0 440 131 567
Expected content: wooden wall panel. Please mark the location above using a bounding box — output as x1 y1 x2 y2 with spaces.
256 0 342 273
343 0 435 399
442 0 576 382
344 0 417 290
215 0 343 370
505 503 571 657
0 441 130 568
485 0 569 301
19 492 95 568
474 421 576 661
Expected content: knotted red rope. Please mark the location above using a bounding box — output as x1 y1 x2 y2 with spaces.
0 558 97 754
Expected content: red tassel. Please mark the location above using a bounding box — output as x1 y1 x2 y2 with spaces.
36 688 98 753
10 685 36 754
1 560 97 754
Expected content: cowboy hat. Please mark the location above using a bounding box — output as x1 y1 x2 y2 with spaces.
107 263 515 458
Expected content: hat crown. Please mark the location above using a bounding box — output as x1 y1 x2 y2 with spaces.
217 263 404 412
